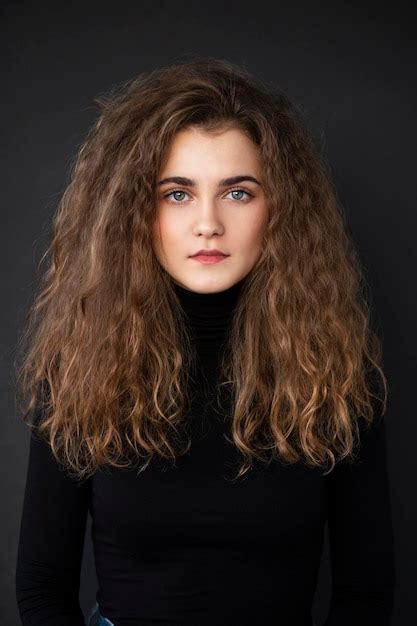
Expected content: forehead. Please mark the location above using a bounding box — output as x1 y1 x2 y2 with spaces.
160 127 261 176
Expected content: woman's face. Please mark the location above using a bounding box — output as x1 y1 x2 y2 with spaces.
152 126 269 293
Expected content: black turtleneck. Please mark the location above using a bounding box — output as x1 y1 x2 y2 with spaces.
172 277 245 396
172 277 244 338
15 278 396 626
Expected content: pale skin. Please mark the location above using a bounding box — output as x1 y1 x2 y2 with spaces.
152 126 269 294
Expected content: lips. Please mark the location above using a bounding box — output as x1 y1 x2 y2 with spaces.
190 253 229 265
190 249 228 257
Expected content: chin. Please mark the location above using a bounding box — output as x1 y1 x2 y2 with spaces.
183 275 242 294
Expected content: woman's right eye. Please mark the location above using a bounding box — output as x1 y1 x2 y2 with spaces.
164 190 190 203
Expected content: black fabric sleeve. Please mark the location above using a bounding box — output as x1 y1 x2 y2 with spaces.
15 420 90 625
323 394 396 624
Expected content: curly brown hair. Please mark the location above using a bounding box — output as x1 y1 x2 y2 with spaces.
14 56 387 482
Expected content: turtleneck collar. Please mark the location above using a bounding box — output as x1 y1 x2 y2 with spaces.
172 277 246 343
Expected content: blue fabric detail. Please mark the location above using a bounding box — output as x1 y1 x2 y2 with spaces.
87 602 115 625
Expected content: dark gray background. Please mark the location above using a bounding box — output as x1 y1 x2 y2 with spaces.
2 1 415 624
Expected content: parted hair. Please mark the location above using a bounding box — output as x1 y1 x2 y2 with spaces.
15 56 387 482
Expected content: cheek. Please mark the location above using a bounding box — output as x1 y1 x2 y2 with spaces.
157 212 183 243
241 210 268 247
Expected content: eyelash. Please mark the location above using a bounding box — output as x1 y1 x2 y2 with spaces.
163 188 254 204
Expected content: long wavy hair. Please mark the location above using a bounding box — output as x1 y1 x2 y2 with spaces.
14 56 387 482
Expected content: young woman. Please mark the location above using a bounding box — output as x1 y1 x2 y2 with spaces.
15 57 396 625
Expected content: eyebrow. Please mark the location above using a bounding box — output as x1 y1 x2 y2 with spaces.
157 175 261 187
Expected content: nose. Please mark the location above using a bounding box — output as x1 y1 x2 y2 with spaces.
192 198 224 237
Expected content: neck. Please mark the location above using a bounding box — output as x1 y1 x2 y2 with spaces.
172 277 246 345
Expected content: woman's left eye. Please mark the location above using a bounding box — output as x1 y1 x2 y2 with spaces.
226 189 253 202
